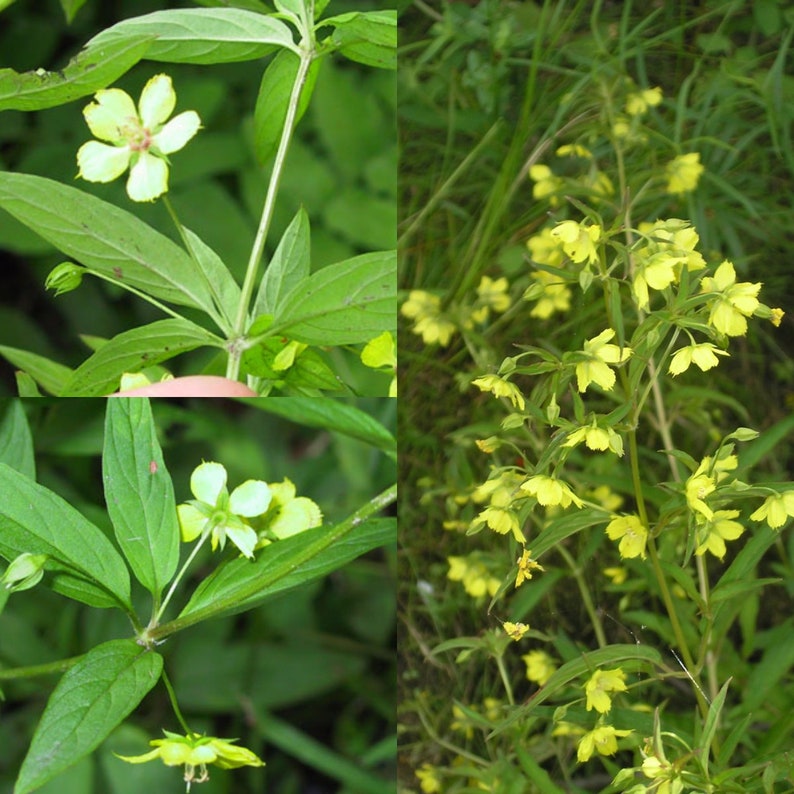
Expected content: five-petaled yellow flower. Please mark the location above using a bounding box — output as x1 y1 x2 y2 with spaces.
701 260 762 337
177 461 271 559
521 475 584 509
669 343 728 376
551 220 602 265
577 725 633 762
584 668 628 713
471 374 525 410
750 490 794 530
575 329 632 393
515 548 545 587
522 650 557 685
77 74 201 202
665 152 704 194
117 730 263 791
504 621 530 641
605 514 648 559
694 510 744 560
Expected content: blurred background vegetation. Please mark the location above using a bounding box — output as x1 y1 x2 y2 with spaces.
0 0 397 394
398 0 794 790
0 397 396 794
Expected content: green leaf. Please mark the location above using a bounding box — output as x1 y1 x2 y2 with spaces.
271 250 396 345
103 399 180 596
0 36 152 112
0 462 131 610
320 10 397 70
699 678 731 771
59 0 89 23
242 397 396 453
14 639 162 794
60 319 224 397
183 227 241 334
0 174 218 316
253 206 311 316
0 400 35 479
179 516 395 622
0 346 73 396
253 49 321 164
87 8 298 64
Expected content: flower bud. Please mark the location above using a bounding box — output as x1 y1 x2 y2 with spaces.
45 262 84 296
2 552 47 592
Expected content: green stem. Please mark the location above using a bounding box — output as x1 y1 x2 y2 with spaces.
86 269 189 324
153 528 213 626
227 46 315 381
0 654 83 681
556 544 607 648
147 484 396 643
162 667 193 735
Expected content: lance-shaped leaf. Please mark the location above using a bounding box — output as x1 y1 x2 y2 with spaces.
0 463 131 610
253 49 321 164
241 397 396 455
15 639 162 794
0 400 35 480
60 318 224 397
179 516 395 623
269 250 396 345
0 35 152 111
0 173 218 316
253 206 311 317
103 399 179 597
0 346 74 397
87 8 298 64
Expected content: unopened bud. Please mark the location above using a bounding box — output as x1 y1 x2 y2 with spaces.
45 262 84 296
2 552 47 592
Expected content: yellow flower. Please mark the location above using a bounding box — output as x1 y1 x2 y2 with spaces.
563 421 624 456
603 566 627 584
701 260 762 337
577 725 632 762
177 462 270 559
605 515 648 559
117 730 263 790
584 668 628 713
471 374 525 410
526 227 565 266
520 475 584 509
401 290 457 346
522 650 557 685
504 621 530 641
525 269 572 319
750 490 794 529
575 329 632 392
77 74 201 202
771 307 784 326
665 152 704 194
476 275 511 313
447 555 501 598
694 510 744 559
515 548 545 587
416 763 442 793
685 454 736 520
556 143 592 158
625 86 663 116
668 343 729 375
551 220 602 265
529 163 563 205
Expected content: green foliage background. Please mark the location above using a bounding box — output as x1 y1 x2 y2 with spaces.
0 0 396 393
398 1 794 791
0 397 396 794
